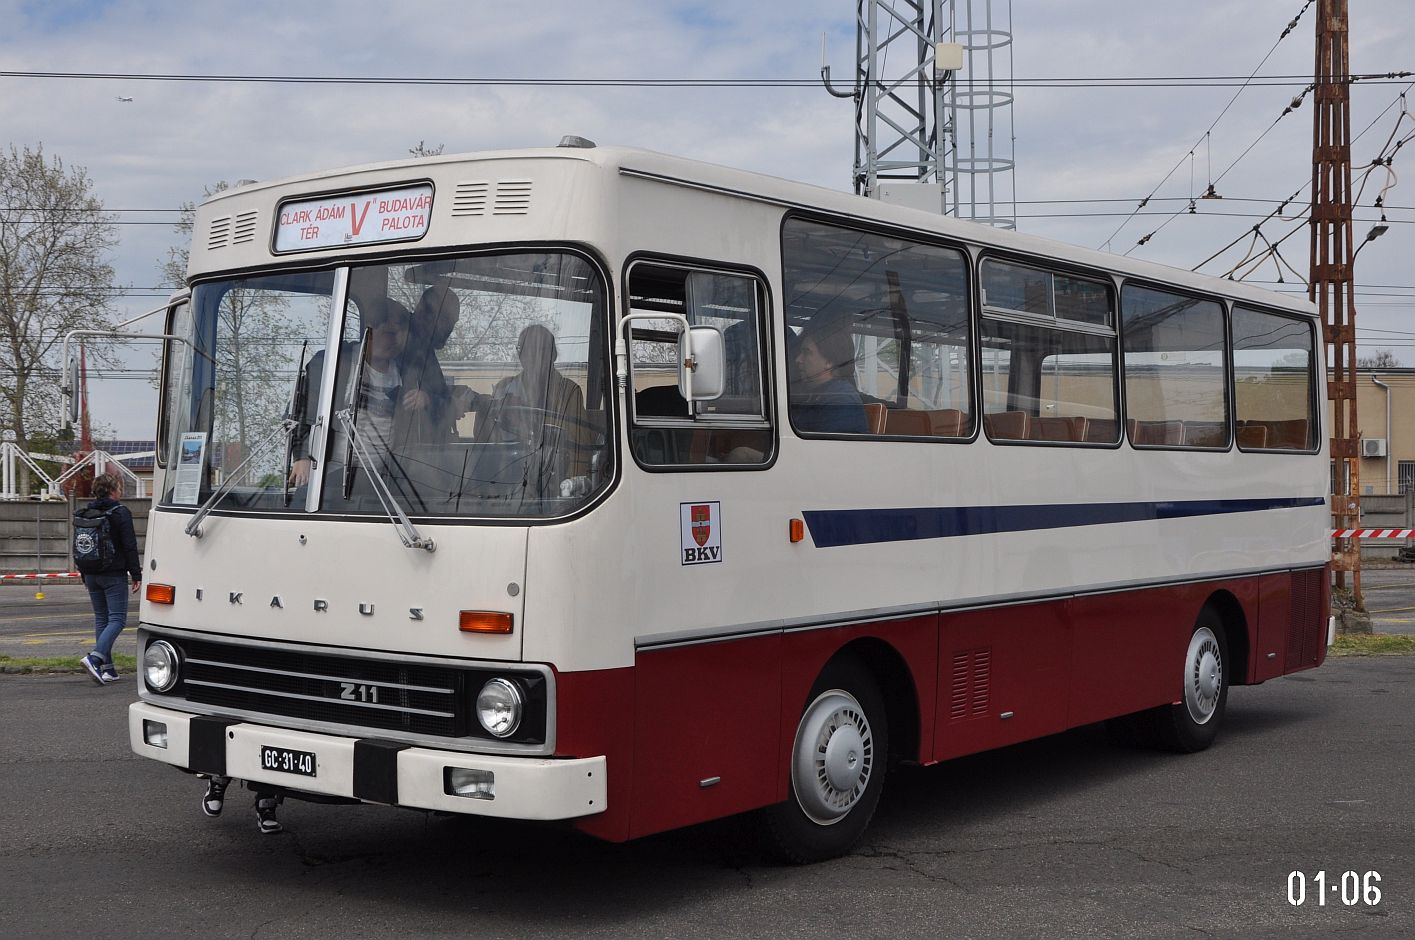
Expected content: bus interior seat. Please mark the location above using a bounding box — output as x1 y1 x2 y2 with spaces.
1083 418 1118 443
884 408 931 436
862 402 888 434
1181 421 1227 448
985 411 1028 441
1132 419 1183 446
1266 418 1310 449
1237 422 1270 449
928 408 967 437
1028 415 1086 442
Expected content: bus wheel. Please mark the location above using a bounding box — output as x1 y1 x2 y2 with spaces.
759 658 888 864
1150 610 1229 753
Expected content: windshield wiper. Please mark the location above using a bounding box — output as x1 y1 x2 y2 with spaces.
333 406 436 553
281 340 310 508
184 416 298 539
187 354 312 538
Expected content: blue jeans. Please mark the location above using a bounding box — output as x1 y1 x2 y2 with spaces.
85 573 130 665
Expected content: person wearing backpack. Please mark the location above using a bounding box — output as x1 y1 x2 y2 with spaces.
76 473 142 684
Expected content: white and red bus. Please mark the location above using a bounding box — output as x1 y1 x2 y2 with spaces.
129 141 1330 861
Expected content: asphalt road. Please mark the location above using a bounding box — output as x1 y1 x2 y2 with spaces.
1 657 1410 938
0 583 138 660
1361 568 1415 635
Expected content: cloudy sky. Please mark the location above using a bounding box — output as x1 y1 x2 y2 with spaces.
3 0 1412 437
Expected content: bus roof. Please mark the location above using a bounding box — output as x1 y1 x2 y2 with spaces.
200 143 1315 318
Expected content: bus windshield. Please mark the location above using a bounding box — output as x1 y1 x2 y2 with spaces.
161 250 613 519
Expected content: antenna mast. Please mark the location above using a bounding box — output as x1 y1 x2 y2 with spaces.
823 0 1015 227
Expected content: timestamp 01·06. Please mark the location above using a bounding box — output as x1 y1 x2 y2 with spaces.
1287 870 1382 907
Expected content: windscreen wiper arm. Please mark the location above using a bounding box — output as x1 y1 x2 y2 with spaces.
184 417 298 539
333 407 436 553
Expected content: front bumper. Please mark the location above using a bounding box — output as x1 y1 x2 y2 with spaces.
129 702 606 820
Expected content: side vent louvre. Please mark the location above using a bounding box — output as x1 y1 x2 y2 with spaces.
1286 568 1323 670
207 216 232 251
231 210 258 244
493 179 533 215
451 181 490 217
948 648 991 721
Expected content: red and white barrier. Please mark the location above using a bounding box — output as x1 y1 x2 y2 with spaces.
0 572 81 580
1332 529 1415 539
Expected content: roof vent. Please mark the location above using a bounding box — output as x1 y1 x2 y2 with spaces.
231 210 259 244
493 180 532 215
557 135 596 149
207 216 232 250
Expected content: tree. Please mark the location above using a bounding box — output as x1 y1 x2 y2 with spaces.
409 140 445 158
1357 349 1401 369
161 183 295 469
0 143 117 461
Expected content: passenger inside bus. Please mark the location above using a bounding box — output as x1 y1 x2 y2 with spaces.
790 321 867 434
399 283 468 440
465 324 590 478
289 297 417 486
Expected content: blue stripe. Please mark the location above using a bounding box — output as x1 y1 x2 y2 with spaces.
802 497 1327 548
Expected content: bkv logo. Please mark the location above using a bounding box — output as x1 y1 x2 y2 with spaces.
680 501 722 565
75 532 97 554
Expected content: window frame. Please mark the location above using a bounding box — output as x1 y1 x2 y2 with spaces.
621 252 777 473
779 212 980 444
1118 279 1234 453
1230 302 1321 455
976 250 1122 449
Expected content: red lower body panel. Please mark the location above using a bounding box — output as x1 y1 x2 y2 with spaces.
556 566 1327 842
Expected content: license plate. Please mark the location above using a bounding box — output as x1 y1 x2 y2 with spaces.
260 745 317 777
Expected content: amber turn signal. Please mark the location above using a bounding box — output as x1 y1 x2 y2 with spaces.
459 611 514 635
789 518 805 544
145 583 176 605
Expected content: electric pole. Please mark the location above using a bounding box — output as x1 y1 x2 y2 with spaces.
1309 0 1362 605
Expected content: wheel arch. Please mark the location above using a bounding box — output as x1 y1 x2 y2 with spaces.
823 637 923 766
1203 589 1251 685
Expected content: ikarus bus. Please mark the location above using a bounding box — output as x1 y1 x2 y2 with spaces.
127 139 1332 862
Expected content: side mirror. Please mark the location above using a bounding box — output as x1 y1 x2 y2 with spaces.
679 326 725 402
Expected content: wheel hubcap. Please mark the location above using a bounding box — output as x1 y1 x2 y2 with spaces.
792 690 874 826
1184 627 1223 725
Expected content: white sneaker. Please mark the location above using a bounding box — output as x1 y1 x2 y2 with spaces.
80 654 103 685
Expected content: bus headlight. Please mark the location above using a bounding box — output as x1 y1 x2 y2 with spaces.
476 678 523 738
143 640 180 693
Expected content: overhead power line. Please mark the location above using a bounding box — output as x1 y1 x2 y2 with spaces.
1 68 1411 89
1100 0 1322 253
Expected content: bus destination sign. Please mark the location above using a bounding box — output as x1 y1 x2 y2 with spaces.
273 183 433 253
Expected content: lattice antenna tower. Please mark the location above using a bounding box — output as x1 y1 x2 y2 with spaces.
823 0 1016 228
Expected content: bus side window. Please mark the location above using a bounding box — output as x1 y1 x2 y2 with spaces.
1232 306 1317 452
978 258 1118 445
625 261 773 468
1121 284 1229 450
781 218 975 440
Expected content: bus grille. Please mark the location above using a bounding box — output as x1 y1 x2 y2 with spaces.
172 637 468 738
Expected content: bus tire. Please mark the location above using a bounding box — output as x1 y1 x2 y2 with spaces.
1149 609 1229 753
758 657 888 864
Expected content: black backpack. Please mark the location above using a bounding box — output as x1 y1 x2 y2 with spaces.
73 504 120 574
